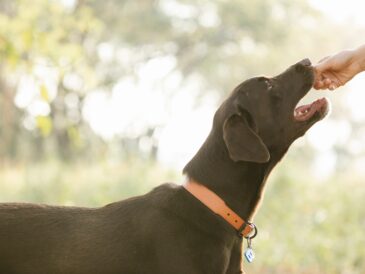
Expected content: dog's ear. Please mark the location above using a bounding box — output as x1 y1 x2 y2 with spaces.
223 113 270 163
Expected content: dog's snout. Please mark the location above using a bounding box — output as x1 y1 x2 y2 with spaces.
294 58 312 73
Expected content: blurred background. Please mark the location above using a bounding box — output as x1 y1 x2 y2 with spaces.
0 0 364 273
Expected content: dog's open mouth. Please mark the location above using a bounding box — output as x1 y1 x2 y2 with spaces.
294 97 330 122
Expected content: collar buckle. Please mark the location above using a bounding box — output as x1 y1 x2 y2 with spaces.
238 222 258 239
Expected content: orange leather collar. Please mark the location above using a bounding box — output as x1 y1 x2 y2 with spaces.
183 180 256 238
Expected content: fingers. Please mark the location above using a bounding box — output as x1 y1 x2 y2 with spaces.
313 68 340 90
313 78 330 90
313 57 340 90
313 67 329 90
313 77 340 90
329 83 337 90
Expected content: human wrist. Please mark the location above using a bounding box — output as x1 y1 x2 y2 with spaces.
353 44 365 72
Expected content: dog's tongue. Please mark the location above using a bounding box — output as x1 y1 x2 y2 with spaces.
294 98 328 121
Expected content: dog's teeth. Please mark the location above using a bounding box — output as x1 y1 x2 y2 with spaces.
294 108 310 117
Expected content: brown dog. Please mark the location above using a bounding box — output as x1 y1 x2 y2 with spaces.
0 59 329 274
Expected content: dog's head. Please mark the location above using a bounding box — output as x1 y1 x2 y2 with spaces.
216 59 329 163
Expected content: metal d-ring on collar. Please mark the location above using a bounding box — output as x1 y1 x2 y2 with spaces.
237 221 258 239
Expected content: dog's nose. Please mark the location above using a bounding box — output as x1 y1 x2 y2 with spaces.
294 58 312 73
297 58 311 67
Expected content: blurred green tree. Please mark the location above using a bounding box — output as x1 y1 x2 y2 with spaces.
0 0 328 163
0 0 104 160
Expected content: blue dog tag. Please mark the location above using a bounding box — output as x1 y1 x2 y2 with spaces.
244 248 255 263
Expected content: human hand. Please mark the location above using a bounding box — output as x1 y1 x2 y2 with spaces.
313 48 365 90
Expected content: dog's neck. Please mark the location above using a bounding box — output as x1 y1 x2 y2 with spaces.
183 131 281 221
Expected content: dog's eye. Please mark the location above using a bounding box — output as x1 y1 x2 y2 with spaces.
258 77 274 91
270 91 282 104
265 80 273 90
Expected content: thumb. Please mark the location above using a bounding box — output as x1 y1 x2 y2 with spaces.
314 56 331 73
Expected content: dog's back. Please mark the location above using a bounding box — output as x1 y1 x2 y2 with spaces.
0 196 148 273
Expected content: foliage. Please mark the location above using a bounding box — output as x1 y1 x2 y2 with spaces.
0 0 326 161
246 158 365 274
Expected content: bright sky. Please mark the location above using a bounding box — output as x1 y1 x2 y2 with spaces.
309 0 365 26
